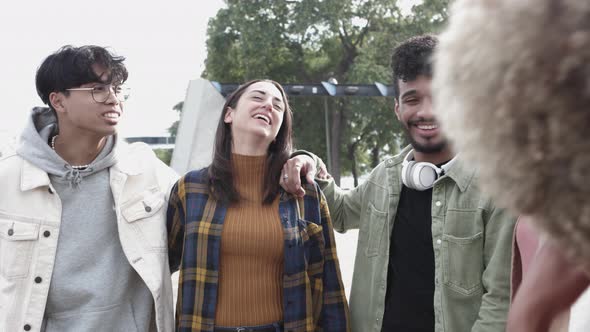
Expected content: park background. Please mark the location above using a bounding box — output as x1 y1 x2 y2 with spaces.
0 0 450 295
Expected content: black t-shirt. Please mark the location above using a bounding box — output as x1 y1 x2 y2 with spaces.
381 185 435 332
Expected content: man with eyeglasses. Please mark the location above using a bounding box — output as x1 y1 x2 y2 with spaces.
0 45 178 332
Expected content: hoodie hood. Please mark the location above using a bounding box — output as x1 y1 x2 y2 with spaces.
16 107 118 187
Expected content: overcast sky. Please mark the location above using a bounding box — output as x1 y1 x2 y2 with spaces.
1 0 417 140
0 0 225 138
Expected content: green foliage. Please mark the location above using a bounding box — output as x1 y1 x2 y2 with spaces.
201 0 449 179
154 148 173 166
168 101 184 139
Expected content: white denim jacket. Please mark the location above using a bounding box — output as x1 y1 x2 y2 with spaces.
0 141 178 332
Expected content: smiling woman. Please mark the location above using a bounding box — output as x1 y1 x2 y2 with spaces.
222 81 287 164
210 80 292 204
166 79 351 332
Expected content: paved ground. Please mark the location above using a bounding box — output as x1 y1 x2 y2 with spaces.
333 230 358 298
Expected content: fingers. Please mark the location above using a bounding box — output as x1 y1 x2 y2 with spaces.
280 154 332 196
300 161 316 185
306 171 315 185
317 169 331 180
316 160 329 179
314 158 331 180
280 171 302 196
279 155 309 196
279 160 299 195
318 158 327 173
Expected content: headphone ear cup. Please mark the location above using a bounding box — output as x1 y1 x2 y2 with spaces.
401 160 415 188
401 149 449 191
411 163 438 191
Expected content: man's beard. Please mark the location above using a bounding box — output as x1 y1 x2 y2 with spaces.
402 126 448 154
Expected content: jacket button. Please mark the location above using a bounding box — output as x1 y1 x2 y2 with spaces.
35 277 42 283
144 206 152 212
7 229 14 236
24 324 31 331
44 231 51 237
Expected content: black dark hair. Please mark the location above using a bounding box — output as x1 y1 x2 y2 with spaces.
391 35 438 99
206 79 293 205
35 45 128 109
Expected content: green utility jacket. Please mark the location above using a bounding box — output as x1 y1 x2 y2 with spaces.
315 146 516 332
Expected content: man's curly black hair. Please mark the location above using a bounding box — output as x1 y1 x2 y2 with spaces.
391 34 438 99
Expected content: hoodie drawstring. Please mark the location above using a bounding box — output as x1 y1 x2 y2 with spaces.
63 165 94 188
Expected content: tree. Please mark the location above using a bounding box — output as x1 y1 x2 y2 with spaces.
201 0 449 183
168 101 184 139
154 148 173 166
150 101 184 166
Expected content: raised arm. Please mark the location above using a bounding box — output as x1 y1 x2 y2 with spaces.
282 151 367 232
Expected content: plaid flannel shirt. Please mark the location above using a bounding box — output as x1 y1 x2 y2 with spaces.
167 168 350 332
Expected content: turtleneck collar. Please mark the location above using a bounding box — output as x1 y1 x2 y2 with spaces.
232 153 266 203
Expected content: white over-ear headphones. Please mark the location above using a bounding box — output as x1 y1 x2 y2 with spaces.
401 150 457 191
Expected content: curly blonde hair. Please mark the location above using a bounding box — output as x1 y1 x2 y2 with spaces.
433 0 590 268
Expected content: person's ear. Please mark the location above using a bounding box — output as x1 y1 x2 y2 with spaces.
224 107 234 124
394 98 401 121
49 92 66 114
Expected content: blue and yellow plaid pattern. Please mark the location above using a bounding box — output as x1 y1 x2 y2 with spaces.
167 168 350 332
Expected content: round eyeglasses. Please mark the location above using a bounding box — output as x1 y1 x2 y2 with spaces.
66 84 131 103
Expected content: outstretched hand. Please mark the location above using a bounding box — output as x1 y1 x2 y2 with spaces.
280 154 330 197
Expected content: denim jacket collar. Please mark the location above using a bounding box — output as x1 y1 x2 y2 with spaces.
20 159 51 191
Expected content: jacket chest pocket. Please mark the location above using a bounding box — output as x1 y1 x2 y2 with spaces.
0 219 39 279
121 189 167 251
364 203 388 257
442 232 484 295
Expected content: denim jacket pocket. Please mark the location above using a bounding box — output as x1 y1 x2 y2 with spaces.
121 188 167 251
442 232 484 295
365 203 388 257
0 218 39 279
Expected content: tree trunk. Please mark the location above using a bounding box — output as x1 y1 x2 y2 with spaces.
371 145 380 168
348 142 359 187
330 104 343 186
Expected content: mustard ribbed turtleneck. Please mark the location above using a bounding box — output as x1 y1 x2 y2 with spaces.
215 154 284 326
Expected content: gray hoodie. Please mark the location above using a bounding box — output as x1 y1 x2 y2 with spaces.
17 107 155 332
